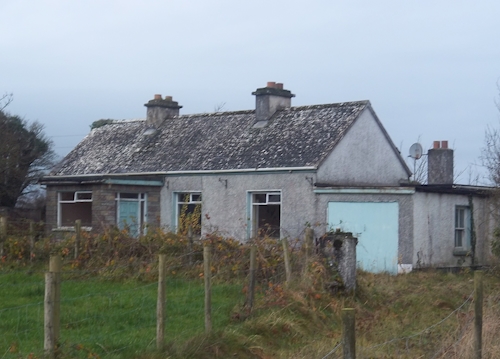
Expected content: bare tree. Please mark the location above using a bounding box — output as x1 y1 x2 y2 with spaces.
480 84 500 186
409 153 428 184
213 102 226 112
406 137 428 184
0 93 13 111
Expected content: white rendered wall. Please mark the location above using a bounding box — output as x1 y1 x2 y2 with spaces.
160 171 317 241
413 192 493 268
317 108 409 185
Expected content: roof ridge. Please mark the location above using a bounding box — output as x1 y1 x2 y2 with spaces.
97 101 370 124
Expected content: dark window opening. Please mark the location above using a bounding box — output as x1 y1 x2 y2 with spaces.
177 192 202 235
252 192 281 238
58 191 92 227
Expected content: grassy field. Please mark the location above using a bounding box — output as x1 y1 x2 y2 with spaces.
1 267 500 359
0 270 243 358
1 233 500 359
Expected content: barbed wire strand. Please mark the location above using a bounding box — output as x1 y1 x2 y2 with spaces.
430 312 474 359
359 290 474 355
318 290 474 359
319 341 342 359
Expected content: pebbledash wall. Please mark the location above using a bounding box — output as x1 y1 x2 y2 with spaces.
45 184 161 235
159 172 416 270
412 191 494 268
161 170 317 239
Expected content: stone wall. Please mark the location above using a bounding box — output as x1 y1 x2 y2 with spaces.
45 183 161 235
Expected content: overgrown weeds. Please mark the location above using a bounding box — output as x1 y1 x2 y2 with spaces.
1 228 500 358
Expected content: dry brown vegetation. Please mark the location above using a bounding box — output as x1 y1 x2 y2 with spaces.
1 228 500 358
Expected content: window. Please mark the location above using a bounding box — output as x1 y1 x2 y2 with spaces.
116 193 147 236
454 206 471 254
58 191 92 228
175 192 202 235
250 191 281 238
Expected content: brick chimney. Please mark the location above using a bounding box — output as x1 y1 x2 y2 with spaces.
427 140 454 185
252 82 295 124
144 94 182 128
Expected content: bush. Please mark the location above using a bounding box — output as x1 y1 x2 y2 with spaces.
492 227 500 259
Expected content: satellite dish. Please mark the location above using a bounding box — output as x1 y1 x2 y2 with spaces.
409 143 423 160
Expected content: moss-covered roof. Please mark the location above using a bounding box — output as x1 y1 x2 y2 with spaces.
50 101 371 176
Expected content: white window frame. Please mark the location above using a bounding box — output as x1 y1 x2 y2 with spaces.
454 206 471 255
57 191 93 229
173 192 202 234
115 193 148 235
247 190 282 239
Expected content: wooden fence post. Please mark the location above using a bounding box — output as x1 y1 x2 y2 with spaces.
74 220 81 259
282 238 292 284
0 216 7 257
204 244 212 333
157 254 167 350
474 270 483 359
49 255 62 344
342 308 356 359
247 245 257 311
305 227 314 258
44 272 55 359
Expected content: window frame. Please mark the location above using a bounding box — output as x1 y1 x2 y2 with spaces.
115 192 148 236
174 191 202 235
57 191 93 229
454 205 471 256
247 190 282 239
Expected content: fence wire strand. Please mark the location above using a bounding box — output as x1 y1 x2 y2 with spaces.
357 290 474 356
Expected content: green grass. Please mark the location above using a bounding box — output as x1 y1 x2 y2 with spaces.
1 266 500 359
0 270 242 358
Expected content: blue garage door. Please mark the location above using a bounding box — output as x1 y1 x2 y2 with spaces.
328 202 399 274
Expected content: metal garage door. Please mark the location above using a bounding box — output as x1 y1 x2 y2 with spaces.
328 202 399 274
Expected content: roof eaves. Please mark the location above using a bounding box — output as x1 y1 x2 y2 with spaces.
43 166 318 181
415 184 493 197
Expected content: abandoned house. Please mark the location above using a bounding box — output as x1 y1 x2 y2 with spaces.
41 82 496 273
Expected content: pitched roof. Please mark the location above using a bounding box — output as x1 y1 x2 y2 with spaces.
50 101 371 176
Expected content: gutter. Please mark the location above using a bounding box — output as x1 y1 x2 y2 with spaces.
41 166 318 181
314 187 415 195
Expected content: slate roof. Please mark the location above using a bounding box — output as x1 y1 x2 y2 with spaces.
50 101 371 176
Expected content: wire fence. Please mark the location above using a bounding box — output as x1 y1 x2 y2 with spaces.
318 277 484 359
0 267 245 358
1 263 486 358
0 217 490 358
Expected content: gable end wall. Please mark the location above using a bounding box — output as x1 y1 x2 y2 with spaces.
317 109 409 185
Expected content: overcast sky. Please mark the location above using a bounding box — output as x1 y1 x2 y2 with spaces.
1 1 499 184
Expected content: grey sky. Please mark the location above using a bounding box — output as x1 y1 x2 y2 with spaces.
2 1 499 184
